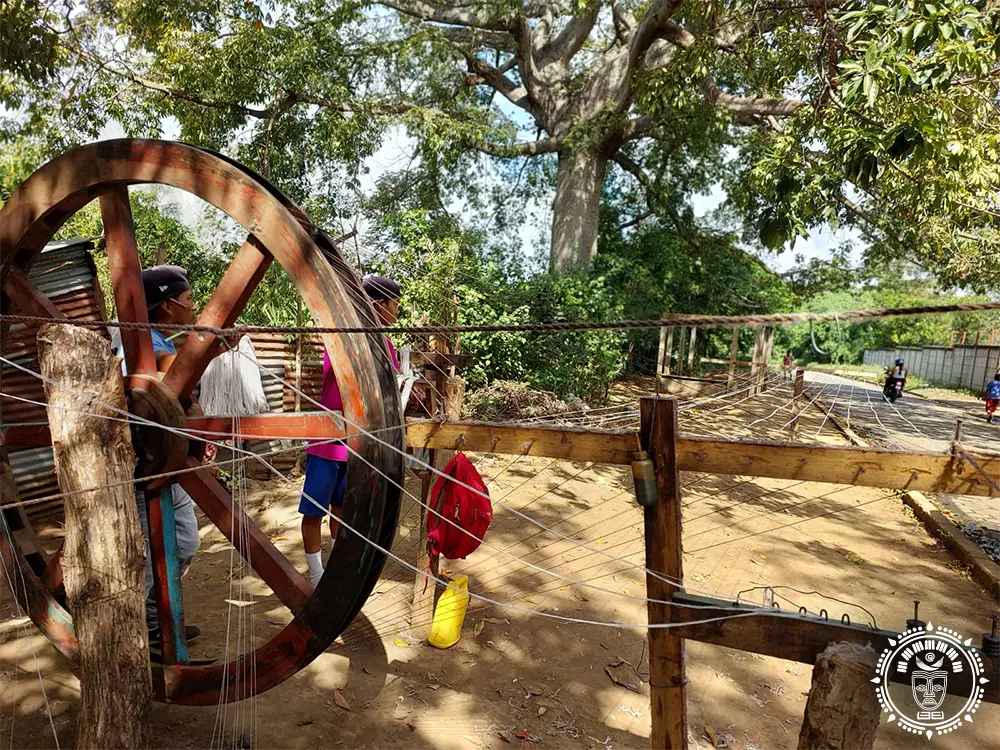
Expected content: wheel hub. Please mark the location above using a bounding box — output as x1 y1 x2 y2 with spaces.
126 375 189 482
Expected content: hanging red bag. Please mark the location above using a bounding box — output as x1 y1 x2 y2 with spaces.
427 452 493 560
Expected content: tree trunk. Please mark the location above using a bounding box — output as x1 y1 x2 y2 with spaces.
798 641 880 750
550 148 608 272
37 323 151 750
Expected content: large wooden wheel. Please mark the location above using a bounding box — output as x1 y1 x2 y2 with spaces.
0 140 403 704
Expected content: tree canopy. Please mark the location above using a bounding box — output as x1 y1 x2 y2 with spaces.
2 1 998 288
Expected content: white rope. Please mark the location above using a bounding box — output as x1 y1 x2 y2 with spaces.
0 525 61 749
1 353 874 631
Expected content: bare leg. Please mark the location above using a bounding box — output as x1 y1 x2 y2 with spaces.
301 515 323 554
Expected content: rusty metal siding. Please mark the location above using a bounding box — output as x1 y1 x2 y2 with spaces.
2 239 106 519
243 334 324 478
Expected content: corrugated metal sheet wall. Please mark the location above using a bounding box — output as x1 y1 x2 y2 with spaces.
863 345 1000 394
2 239 106 520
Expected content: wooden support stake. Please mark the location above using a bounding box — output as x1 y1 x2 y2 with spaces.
789 368 805 441
677 327 686 377
749 327 763 395
686 327 697 374
411 448 440 639
797 642 880 750
639 398 687 750
760 326 775 392
726 327 739 390
656 326 669 378
37 323 151 750
664 327 675 377
411 334 465 638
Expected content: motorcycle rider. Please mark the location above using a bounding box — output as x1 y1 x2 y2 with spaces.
885 358 907 399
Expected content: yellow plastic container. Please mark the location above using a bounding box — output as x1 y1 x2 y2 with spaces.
428 575 470 649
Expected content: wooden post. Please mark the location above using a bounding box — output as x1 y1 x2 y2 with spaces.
411 335 464 638
686 327 697 374
639 398 687 750
676 327 687 377
657 324 668 378
726 327 739 390
749 327 764 395
663 327 674 377
445 376 466 422
789 368 805 441
37 323 151 750
797 642 880 750
411 448 440 639
761 326 775 392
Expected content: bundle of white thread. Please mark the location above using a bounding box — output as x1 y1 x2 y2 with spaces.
199 335 270 416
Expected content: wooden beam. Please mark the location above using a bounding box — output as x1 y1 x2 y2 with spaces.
669 592 1000 705
185 416 999 496
404 421 998 496
405 420 638 465
674 435 999 497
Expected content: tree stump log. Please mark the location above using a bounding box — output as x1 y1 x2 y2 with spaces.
38 323 151 750
798 641 880 750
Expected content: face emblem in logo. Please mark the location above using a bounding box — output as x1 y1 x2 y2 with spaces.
911 652 947 711
873 623 987 740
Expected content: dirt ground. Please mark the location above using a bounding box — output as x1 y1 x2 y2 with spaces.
2 388 999 750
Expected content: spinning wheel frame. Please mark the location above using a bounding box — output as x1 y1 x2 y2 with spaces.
0 139 403 704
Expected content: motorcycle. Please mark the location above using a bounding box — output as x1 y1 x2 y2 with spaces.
883 377 904 403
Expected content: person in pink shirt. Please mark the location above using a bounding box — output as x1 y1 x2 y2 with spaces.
300 276 401 587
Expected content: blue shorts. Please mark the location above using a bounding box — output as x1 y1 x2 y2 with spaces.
298 455 348 517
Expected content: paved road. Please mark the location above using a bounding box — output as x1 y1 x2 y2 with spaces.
803 370 999 543
804 370 996 454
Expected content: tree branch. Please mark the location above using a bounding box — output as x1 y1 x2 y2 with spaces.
613 152 784 281
538 5 599 67
512 14 545 103
612 151 702 248
468 135 563 157
705 82 804 117
436 26 514 52
377 0 512 31
622 115 654 141
70 44 470 124
463 55 540 119
615 0 685 111
611 0 637 37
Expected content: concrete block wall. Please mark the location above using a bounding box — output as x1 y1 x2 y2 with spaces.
863 345 1000 395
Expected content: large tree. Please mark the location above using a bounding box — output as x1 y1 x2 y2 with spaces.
2 1 998 286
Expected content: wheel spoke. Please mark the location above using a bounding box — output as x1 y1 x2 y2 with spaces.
177 458 311 612
187 412 347 441
161 237 273 402
2 269 66 320
100 186 155 376
0 424 52 448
